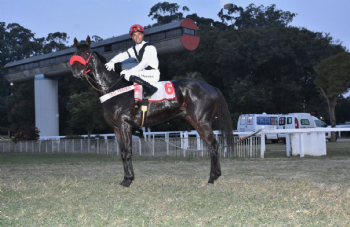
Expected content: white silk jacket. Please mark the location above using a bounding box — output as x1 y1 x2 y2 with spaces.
111 41 159 73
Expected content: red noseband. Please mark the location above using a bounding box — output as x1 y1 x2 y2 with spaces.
70 53 92 76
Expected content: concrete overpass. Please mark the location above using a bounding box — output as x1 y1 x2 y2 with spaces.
4 19 200 137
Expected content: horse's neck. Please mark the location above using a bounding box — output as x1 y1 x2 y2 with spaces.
91 54 127 91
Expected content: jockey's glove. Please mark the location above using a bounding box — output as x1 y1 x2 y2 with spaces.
105 61 115 71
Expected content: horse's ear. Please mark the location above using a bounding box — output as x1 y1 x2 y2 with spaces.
86 36 91 46
74 38 79 47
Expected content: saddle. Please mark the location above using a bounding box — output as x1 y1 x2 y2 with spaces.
134 81 176 102
99 81 177 127
135 81 177 126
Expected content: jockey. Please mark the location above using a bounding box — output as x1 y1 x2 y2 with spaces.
105 24 159 98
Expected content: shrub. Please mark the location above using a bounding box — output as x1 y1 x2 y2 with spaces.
12 125 40 142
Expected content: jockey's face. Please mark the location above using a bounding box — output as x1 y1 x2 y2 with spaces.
132 31 144 44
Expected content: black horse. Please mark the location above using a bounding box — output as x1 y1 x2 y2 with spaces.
70 36 233 187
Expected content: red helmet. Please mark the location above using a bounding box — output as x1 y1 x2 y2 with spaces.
129 24 145 36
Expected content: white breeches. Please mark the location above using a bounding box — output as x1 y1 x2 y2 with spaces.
124 69 160 83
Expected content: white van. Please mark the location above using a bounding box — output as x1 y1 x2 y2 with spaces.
312 116 336 141
237 113 279 142
277 113 316 141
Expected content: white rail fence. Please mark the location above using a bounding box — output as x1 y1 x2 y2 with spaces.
2 128 349 158
0 136 261 158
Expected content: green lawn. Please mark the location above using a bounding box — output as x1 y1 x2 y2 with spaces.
1 141 350 226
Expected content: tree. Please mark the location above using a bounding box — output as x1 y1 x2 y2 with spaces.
12 125 40 142
314 52 350 141
7 81 35 130
161 4 345 125
0 22 70 131
217 3 296 29
148 2 189 26
186 13 214 28
43 32 69 53
91 35 103 42
66 88 108 138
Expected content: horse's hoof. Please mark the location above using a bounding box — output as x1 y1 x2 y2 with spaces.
208 178 215 184
120 178 133 187
208 174 220 184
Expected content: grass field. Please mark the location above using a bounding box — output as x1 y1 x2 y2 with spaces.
1 140 350 226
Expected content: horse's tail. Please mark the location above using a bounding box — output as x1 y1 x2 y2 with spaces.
214 87 234 144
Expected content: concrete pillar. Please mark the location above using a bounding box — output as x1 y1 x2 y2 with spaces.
34 74 59 137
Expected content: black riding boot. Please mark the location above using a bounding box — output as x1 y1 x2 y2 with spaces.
129 75 158 98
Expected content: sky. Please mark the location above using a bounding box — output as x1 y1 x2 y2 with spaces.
1 0 350 51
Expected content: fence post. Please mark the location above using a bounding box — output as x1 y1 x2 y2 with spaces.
88 139 90 153
249 137 253 157
286 133 291 157
105 139 109 155
183 132 188 157
138 138 142 156
224 136 227 158
195 133 202 157
215 134 219 156
152 135 155 156
260 131 265 158
97 139 99 155
166 133 169 156
299 133 304 158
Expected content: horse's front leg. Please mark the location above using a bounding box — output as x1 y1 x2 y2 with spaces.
114 124 134 187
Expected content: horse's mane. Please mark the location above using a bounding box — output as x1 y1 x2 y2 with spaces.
94 51 107 64
76 43 107 64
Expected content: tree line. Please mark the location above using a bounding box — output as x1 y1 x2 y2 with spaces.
1 2 350 139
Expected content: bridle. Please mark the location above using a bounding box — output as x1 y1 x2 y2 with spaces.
70 52 92 76
70 51 125 94
70 52 105 93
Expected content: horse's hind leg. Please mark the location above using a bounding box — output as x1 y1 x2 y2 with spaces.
184 115 221 184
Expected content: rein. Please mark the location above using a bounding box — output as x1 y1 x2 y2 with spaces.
84 74 105 93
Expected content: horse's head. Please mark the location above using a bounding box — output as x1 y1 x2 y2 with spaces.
70 36 93 78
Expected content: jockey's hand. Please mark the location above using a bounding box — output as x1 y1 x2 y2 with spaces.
105 62 115 71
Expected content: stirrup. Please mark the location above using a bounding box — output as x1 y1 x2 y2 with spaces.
140 99 149 127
